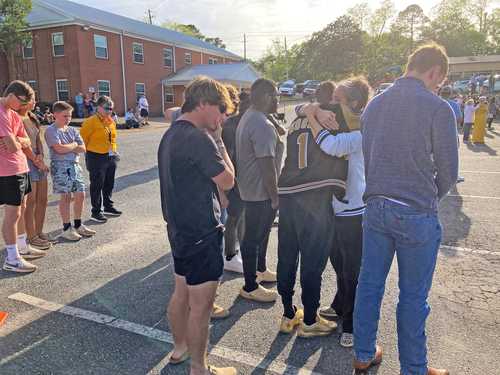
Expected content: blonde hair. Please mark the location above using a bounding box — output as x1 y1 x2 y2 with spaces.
182 76 234 114
406 42 449 77
337 76 372 113
225 84 240 113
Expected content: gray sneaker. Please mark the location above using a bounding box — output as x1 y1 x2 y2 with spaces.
60 227 82 242
19 245 47 260
76 224 96 237
3 258 37 273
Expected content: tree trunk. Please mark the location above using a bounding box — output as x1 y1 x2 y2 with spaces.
6 51 18 82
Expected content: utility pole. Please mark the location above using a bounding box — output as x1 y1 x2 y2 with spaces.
243 33 247 61
147 9 154 25
284 36 289 80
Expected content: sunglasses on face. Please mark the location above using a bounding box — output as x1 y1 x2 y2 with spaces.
102 106 114 112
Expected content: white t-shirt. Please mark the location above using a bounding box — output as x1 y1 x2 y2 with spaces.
464 104 476 123
138 97 149 110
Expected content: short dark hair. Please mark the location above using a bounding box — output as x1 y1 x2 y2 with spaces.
4 80 35 101
52 101 74 113
316 81 336 106
250 78 276 106
96 96 113 107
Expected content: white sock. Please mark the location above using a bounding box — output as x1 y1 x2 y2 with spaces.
17 233 28 250
6 244 20 262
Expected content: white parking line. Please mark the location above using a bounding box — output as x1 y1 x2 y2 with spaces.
460 170 500 174
441 245 499 256
447 194 500 200
7 293 321 375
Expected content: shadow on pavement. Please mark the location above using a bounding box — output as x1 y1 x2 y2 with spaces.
439 185 470 257
465 142 497 156
114 166 159 193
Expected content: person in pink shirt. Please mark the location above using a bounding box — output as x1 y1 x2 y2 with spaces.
0 81 44 273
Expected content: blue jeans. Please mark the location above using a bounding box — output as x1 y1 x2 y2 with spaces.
353 198 442 375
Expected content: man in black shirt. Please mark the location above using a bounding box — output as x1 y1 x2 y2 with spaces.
158 77 236 375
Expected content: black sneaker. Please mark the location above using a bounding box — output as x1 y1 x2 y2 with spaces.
104 207 122 217
91 213 108 223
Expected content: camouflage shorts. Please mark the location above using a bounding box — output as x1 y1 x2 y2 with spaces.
50 161 86 194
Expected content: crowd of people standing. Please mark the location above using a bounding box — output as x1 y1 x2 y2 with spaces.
0 81 121 273
158 42 459 375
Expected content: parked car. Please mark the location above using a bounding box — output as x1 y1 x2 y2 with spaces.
453 79 470 93
375 82 393 96
302 80 321 97
279 81 296 96
295 82 305 94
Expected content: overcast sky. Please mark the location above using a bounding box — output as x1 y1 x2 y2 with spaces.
82 0 442 59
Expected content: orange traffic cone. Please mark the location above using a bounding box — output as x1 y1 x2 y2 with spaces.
0 311 8 326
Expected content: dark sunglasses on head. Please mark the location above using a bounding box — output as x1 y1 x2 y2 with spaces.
15 95 31 105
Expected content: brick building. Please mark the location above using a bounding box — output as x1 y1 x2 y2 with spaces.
0 0 241 115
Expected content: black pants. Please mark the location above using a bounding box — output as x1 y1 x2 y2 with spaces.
463 122 473 141
330 214 363 333
277 190 334 325
85 151 117 215
487 117 494 128
224 187 245 258
240 200 276 292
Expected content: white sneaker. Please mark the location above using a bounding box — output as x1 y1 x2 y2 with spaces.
224 251 244 273
3 258 37 273
18 245 47 260
60 227 82 242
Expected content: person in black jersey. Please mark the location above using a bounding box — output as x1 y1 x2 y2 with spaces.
158 77 237 375
277 81 356 338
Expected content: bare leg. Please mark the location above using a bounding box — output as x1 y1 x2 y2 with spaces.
167 274 190 358
73 192 85 220
35 178 48 235
25 182 38 239
2 205 21 246
17 196 27 236
59 193 72 224
187 281 218 375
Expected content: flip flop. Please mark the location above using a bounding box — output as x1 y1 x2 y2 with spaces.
168 350 190 365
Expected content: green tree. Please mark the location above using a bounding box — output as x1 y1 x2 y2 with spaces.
255 38 290 82
162 22 226 49
368 0 396 37
346 2 372 31
392 4 429 51
0 0 32 81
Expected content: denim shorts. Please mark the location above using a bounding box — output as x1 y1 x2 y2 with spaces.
50 161 86 194
28 159 48 183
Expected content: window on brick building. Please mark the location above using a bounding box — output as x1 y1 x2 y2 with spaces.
164 85 174 103
22 37 34 59
184 52 192 65
133 42 144 63
27 80 38 99
135 83 146 101
97 80 111 97
52 32 64 56
208 58 218 65
56 79 69 101
163 47 173 68
94 34 108 59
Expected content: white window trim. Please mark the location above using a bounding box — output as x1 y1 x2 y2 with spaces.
22 38 34 59
52 32 64 57
208 57 218 65
164 85 174 103
135 82 146 98
185 52 192 65
55 79 69 101
133 42 144 64
94 34 109 59
163 47 173 68
97 80 111 97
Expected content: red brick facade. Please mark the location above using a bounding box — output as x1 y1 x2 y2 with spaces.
1 24 239 115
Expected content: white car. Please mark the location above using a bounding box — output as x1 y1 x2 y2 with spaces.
279 82 296 96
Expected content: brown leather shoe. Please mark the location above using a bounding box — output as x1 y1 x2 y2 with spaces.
353 345 383 373
427 368 449 375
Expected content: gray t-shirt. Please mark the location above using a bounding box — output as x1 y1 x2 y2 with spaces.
44 124 83 162
236 108 284 201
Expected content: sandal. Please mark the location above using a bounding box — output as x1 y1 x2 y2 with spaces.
168 350 190 365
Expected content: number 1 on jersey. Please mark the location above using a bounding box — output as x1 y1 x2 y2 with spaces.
297 132 308 169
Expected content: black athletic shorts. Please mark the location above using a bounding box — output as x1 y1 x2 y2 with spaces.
172 231 224 286
0 173 32 206
140 108 149 117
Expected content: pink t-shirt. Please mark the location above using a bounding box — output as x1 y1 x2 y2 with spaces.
0 103 29 176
